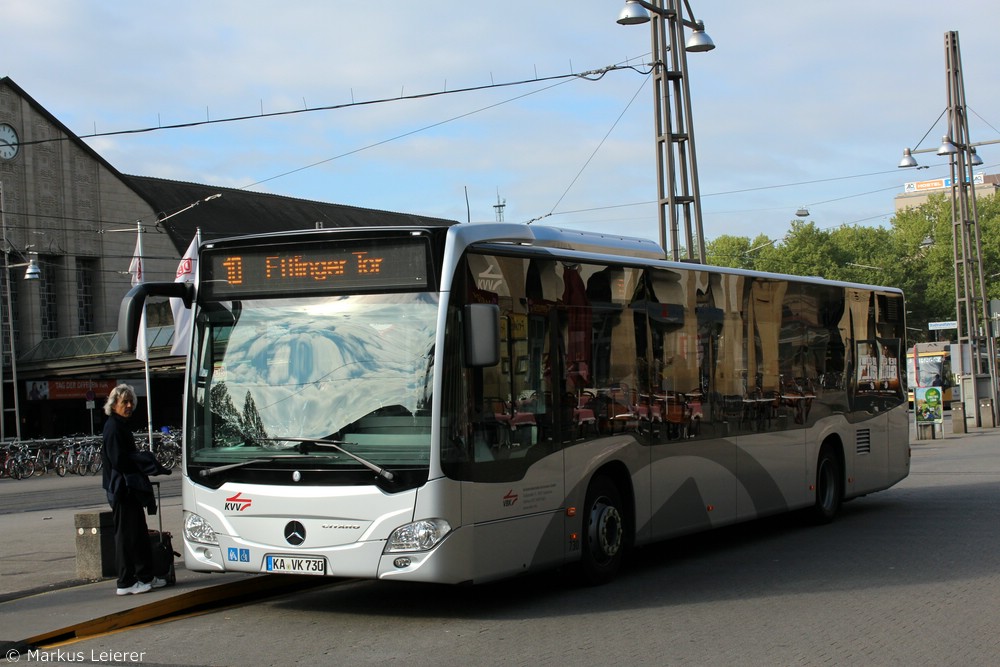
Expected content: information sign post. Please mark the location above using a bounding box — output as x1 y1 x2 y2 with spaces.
914 386 944 439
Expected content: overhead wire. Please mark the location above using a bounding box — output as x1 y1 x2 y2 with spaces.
907 108 949 151
969 106 1000 138
538 74 650 222
15 64 638 150
242 72 585 190
8 61 996 241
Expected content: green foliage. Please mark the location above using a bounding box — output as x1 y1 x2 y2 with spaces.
704 234 756 269
703 192 1000 343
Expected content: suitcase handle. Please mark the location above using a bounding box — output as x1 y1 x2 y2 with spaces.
151 480 164 534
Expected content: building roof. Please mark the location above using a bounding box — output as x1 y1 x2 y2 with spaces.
123 175 459 254
5 75 460 379
1 76 130 181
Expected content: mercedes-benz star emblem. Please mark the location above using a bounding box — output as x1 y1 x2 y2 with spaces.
284 521 306 546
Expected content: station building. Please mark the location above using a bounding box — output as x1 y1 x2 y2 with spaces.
0 77 452 440
894 171 1000 211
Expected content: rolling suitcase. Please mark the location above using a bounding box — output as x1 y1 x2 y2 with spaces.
149 481 180 585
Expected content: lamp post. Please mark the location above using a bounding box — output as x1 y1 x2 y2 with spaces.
0 181 41 441
104 192 221 448
898 31 998 427
618 0 714 263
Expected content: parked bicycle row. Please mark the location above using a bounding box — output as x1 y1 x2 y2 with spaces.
0 430 180 480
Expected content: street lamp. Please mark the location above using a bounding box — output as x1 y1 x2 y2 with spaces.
898 137 1000 168
155 192 222 227
0 181 41 442
618 0 715 263
898 30 998 427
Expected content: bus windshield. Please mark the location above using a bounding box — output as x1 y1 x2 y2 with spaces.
907 353 948 387
187 292 437 474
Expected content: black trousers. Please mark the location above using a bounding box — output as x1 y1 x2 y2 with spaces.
112 495 153 588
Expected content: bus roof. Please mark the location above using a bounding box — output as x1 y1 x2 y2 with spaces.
200 222 904 295
447 224 904 294
448 223 666 261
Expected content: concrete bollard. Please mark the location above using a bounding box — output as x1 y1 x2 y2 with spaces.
952 402 966 434
75 511 115 579
979 399 995 430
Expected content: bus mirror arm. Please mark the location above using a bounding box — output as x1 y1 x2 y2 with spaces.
118 282 195 353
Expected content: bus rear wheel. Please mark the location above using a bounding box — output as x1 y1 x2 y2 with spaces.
580 475 626 585
810 446 843 524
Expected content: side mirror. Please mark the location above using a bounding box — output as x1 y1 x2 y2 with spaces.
464 304 500 367
118 282 194 352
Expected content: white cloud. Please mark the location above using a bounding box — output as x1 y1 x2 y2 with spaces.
5 0 1000 244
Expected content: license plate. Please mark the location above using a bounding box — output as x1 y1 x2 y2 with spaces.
265 555 326 575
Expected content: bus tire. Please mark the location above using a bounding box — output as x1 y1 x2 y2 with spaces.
580 475 626 585
810 446 843 524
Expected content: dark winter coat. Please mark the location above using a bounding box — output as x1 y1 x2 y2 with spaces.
102 413 170 512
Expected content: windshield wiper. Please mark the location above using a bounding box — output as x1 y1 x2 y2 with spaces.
198 455 315 477
262 437 395 482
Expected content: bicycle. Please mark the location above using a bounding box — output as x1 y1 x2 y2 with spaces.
155 434 181 470
52 445 69 476
3 444 34 480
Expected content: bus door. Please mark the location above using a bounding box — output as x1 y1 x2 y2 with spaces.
646 268 738 536
459 254 568 579
735 278 808 520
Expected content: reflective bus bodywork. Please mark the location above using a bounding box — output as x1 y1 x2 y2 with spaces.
121 224 910 585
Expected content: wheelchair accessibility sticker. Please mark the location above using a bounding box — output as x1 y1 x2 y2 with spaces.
228 547 251 562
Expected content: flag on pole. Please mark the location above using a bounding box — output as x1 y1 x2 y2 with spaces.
170 231 200 355
130 224 155 446
129 228 148 362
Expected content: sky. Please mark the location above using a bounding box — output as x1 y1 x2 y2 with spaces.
5 1 1000 249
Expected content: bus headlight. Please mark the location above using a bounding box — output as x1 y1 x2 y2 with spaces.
385 519 451 553
184 511 219 545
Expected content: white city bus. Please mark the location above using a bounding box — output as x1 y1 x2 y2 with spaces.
120 223 910 585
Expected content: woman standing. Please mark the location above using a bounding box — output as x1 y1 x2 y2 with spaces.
100 384 167 596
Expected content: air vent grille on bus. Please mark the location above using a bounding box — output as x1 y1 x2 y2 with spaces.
856 429 872 455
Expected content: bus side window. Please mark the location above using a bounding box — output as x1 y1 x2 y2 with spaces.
470 398 513 460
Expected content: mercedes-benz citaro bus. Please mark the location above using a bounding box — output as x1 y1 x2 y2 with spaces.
119 222 910 585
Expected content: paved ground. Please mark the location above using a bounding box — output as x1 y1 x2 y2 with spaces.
0 474 183 599
2 414 992 666
0 415 956 599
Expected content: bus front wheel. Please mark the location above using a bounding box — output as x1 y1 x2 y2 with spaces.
580 475 626 585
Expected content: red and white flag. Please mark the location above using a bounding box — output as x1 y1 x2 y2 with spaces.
170 232 200 355
129 229 148 361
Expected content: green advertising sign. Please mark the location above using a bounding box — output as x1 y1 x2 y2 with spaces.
915 386 944 425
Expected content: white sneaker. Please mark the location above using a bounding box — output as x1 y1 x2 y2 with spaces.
151 577 168 589
116 580 152 596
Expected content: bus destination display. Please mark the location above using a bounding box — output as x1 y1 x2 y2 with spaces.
202 239 429 298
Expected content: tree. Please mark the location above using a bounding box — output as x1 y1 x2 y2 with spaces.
241 391 268 444
753 221 841 278
700 190 1000 344
888 192 1000 338
705 234 761 269
823 225 899 285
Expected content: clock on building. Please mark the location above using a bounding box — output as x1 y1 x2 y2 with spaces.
0 123 19 160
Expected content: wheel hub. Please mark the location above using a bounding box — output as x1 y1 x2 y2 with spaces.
590 500 622 561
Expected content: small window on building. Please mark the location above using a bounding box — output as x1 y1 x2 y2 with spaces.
39 255 59 339
77 259 95 335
